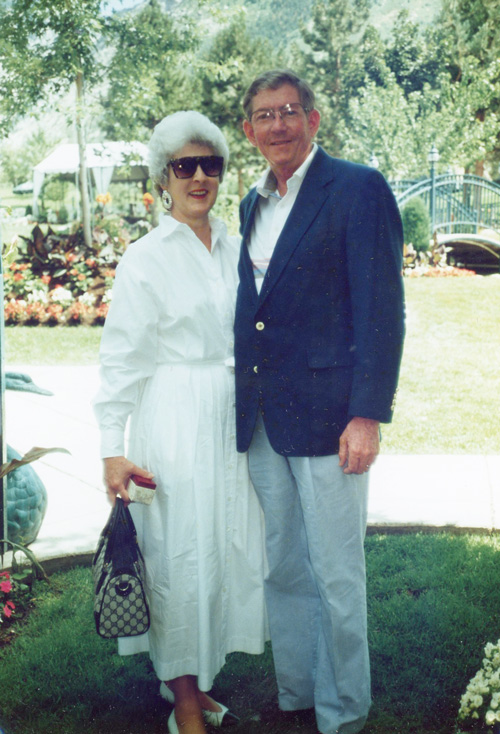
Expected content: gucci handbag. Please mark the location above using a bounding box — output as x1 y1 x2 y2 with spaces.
92 497 150 638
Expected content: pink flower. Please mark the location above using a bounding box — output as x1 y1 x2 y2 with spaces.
3 600 15 618
0 578 12 594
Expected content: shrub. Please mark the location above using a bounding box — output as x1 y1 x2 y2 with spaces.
57 204 69 224
402 197 431 253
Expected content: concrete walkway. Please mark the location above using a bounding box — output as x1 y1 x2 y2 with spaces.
1 365 499 569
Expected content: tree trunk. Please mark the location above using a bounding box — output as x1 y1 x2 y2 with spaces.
76 70 92 248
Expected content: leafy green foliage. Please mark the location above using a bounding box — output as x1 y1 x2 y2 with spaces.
296 0 371 156
1 0 500 189
100 0 197 139
402 197 431 252
0 0 109 135
198 16 278 195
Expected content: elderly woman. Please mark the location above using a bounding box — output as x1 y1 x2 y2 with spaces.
94 111 267 734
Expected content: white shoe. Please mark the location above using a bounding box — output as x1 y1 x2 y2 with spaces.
168 710 179 734
160 683 239 727
160 681 175 704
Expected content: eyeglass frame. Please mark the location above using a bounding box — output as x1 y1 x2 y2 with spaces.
168 155 225 179
249 102 310 125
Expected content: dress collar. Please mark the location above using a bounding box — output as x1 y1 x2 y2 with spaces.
158 213 227 251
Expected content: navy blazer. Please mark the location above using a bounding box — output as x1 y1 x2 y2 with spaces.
234 146 405 456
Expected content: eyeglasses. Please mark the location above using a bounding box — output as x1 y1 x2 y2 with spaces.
169 156 224 179
250 103 309 126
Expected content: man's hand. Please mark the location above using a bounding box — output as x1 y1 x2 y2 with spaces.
103 456 154 506
338 417 380 475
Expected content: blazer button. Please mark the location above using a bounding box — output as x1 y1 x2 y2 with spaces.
256 321 265 331
253 365 259 373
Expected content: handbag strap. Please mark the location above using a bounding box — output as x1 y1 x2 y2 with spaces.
103 498 140 568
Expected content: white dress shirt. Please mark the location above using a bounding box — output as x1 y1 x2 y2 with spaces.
248 143 318 293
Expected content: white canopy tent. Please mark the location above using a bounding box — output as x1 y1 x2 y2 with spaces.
32 141 149 216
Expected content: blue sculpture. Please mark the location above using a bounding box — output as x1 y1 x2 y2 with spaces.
4 372 52 546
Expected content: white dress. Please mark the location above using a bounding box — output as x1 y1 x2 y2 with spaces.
94 214 268 690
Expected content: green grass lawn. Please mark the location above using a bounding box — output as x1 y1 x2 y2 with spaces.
1 533 499 734
4 323 103 365
3 274 500 453
381 275 500 454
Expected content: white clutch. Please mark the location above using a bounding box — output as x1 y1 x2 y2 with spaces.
128 474 156 505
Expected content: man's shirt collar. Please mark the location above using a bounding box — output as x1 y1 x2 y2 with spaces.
255 143 318 199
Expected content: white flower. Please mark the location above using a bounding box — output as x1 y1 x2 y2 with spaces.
79 292 95 306
27 290 48 304
486 710 496 725
49 287 73 305
485 643 495 657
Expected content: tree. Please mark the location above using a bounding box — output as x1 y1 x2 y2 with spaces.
438 0 500 172
0 129 58 188
295 0 371 156
0 0 110 246
198 17 278 199
385 11 448 97
100 0 198 140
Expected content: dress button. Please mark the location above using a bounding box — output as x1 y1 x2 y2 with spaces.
253 365 259 373
256 321 265 330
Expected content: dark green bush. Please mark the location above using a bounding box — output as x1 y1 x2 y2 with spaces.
402 197 431 252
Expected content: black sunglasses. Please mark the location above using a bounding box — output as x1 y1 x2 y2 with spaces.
169 155 224 179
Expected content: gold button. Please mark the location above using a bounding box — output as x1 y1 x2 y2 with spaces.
256 321 265 331
253 365 259 373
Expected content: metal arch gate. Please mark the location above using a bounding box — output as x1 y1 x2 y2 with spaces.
396 173 500 236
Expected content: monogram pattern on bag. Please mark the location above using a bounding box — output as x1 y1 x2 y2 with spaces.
94 570 150 638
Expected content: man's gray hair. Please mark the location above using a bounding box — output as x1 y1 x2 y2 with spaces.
148 111 229 190
242 69 316 121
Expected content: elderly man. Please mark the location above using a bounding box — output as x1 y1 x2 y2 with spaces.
234 69 405 734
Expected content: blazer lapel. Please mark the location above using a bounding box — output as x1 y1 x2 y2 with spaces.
258 147 334 305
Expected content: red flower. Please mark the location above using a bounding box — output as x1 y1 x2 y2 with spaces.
77 274 86 281
41 275 51 284
3 600 15 618
66 253 77 263
0 577 12 594
13 272 24 281
85 259 96 268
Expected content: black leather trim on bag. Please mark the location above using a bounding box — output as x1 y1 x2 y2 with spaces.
92 497 150 639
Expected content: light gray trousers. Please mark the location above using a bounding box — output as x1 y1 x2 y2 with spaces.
248 413 371 734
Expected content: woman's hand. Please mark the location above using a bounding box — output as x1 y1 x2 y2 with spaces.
103 456 154 506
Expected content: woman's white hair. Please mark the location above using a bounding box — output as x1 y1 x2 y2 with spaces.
148 111 229 189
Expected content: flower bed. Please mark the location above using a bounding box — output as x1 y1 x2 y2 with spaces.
403 240 478 278
3 216 152 326
4 296 109 326
405 265 477 278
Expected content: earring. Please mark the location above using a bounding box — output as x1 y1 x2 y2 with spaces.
161 189 173 212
